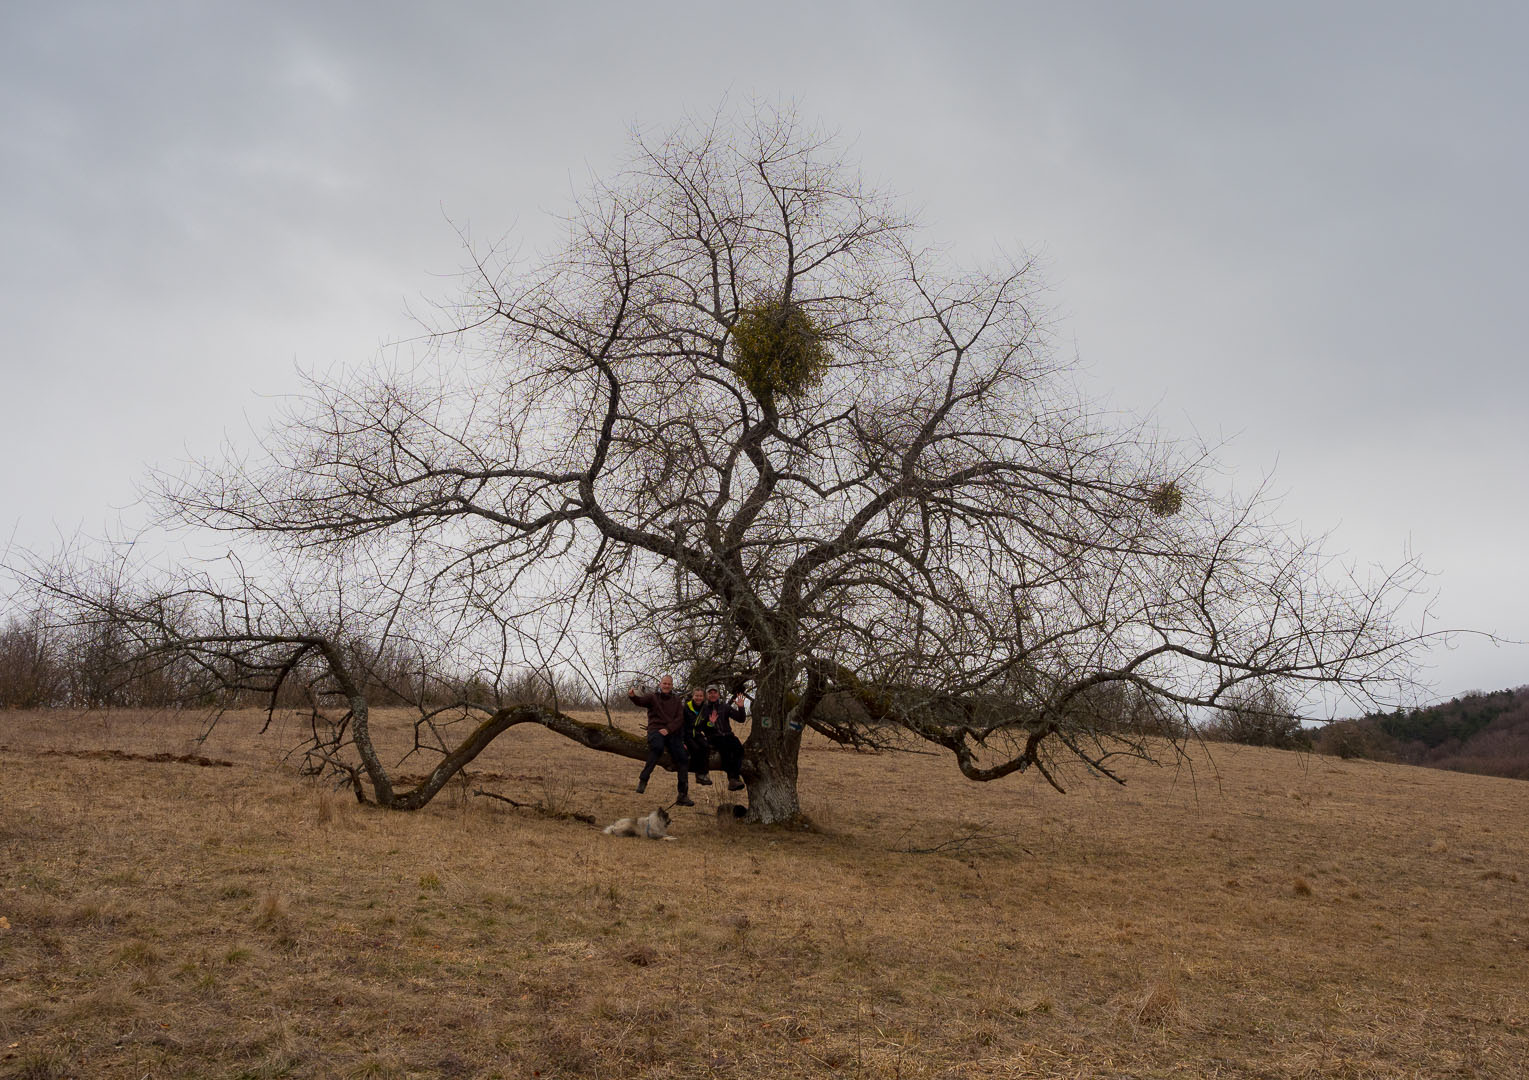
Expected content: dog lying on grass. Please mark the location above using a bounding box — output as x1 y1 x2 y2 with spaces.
602 807 674 839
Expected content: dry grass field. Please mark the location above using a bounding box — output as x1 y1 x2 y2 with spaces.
3 706 1527 1079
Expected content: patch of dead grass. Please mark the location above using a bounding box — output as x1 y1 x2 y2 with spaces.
1118 966 1188 1030
252 892 287 929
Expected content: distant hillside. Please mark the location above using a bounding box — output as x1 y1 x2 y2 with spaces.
1316 686 1529 780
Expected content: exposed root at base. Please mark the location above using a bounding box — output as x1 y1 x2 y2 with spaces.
748 811 817 831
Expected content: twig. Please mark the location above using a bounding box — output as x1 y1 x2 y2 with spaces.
470 787 597 824
892 823 1030 856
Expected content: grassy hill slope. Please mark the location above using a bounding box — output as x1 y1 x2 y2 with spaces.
3 709 1526 1079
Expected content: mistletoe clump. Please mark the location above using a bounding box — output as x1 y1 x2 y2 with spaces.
730 298 829 402
1148 481 1184 517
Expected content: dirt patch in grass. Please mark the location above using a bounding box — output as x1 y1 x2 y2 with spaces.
2 707 1527 1078
0 744 234 767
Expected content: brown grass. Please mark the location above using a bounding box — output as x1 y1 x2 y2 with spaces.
2 706 1528 1078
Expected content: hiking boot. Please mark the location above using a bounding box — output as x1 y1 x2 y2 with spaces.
675 794 695 807
727 778 745 791
695 774 713 785
636 778 647 794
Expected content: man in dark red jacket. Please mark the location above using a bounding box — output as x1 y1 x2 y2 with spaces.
627 675 693 805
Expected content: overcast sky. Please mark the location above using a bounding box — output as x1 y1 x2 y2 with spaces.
3 1 1525 703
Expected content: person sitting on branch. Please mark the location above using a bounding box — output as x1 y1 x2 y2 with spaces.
627 675 693 805
703 686 748 792
681 685 714 786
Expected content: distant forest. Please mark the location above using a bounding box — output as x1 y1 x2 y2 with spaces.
0 611 602 713
1314 686 1529 781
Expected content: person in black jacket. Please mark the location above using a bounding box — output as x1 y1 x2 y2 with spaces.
703 686 748 791
627 676 693 805
681 686 714 786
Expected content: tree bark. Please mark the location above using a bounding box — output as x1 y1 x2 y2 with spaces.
742 665 808 826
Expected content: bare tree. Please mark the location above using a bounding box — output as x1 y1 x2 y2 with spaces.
0 609 63 708
21 106 1433 822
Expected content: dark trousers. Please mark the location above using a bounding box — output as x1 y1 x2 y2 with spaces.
710 732 744 780
682 725 711 778
640 730 689 793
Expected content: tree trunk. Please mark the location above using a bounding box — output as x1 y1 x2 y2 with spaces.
742 666 807 825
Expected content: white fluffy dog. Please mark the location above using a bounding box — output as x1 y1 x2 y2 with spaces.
601 806 675 840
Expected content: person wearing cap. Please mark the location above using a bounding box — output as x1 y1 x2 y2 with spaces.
702 686 748 791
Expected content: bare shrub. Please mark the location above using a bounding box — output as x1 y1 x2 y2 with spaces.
537 773 577 818
1202 685 1312 750
1314 718 1392 761
0 612 63 708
